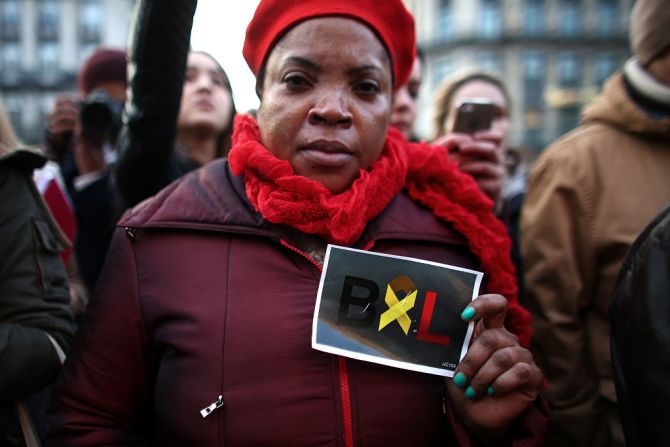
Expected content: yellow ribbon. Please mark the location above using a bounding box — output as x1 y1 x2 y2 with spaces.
378 284 416 335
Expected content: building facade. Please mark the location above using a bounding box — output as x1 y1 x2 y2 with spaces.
404 0 632 154
0 0 135 143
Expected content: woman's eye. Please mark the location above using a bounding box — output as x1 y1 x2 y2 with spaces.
408 86 419 100
283 74 310 89
356 81 380 94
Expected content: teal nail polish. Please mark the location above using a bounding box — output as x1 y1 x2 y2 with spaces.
454 372 468 388
465 386 477 400
487 386 495 396
461 306 476 321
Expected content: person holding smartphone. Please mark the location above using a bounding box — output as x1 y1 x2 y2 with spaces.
431 71 510 207
430 71 527 298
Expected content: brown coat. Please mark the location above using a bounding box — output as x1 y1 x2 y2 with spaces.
521 72 670 447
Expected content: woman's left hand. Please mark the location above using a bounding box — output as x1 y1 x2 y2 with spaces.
446 294 543 441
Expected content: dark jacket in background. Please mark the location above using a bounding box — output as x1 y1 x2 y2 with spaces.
611 203 670 447
114 0 199 209
0 147 75 444
70 171 115 291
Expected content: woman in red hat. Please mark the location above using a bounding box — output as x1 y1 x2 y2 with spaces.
48 0 547 445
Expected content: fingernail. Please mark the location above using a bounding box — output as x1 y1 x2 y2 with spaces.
487 386 495 396
461 306 476 321
465 386 477 400
454 372 468 388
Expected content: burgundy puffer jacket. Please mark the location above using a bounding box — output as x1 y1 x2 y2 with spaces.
48 160 547 446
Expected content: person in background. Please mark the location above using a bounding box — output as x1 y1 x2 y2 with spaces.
44 48 127 291
390 49 423 141
431 71 510 207
610 202 670 447
500 147 528 297
430 71 527 294
0 96 75 445
115 1 236 209
47 0 547 445
520 0 670 445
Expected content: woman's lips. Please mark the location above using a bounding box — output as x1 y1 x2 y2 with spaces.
391 119 409 134
194 99 214 111
300 141 353 167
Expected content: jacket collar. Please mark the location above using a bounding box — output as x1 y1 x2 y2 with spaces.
119 159 468 247
582 71 670 137
624 58 670 107
0 146 47 168
119 159 273 237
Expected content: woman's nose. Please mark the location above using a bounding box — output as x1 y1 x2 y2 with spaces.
308 93 353 127
194 73 214 91
392 87 411 112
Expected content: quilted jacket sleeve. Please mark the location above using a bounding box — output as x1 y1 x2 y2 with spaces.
48 228 153 446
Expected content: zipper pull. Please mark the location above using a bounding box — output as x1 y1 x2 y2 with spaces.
124 227 136 241
200 394 224 418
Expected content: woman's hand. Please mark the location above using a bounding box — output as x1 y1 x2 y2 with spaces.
46 95 80 160
73 134 107 175
433 131 506 205
446 294 543 442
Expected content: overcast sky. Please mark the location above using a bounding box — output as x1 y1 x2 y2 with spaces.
191 1 261 113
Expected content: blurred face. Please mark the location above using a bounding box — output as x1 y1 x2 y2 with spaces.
91 80 127 102
257 17 393 194
177 52 233 134
390 57 422 138
446 80 509 145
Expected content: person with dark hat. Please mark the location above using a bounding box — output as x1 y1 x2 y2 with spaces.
521 0 670 446
43 47 127 291
48 1 547 445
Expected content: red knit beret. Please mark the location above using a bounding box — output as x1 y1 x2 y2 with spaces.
243 0 416 89
77 48 128 95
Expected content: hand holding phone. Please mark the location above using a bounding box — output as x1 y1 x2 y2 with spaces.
451 98 496 134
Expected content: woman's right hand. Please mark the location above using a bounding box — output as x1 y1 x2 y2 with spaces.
433 130 506 205
46 95 79 160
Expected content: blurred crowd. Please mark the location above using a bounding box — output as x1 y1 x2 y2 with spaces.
2 0 669 445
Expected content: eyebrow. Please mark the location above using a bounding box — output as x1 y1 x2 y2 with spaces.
187 65 223 74
282 56 384 77
283 56 323 74
347 65 384 76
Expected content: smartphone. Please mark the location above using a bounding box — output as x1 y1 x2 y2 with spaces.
451 98 496 134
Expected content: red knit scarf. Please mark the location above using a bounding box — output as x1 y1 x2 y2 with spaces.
228 113 531 347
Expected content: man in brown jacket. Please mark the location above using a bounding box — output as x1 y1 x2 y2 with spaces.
520 0 670 446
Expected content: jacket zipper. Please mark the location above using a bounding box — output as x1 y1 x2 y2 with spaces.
279 239 354 447
338 356 354 447
279 239 323 270
200 394 224 418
